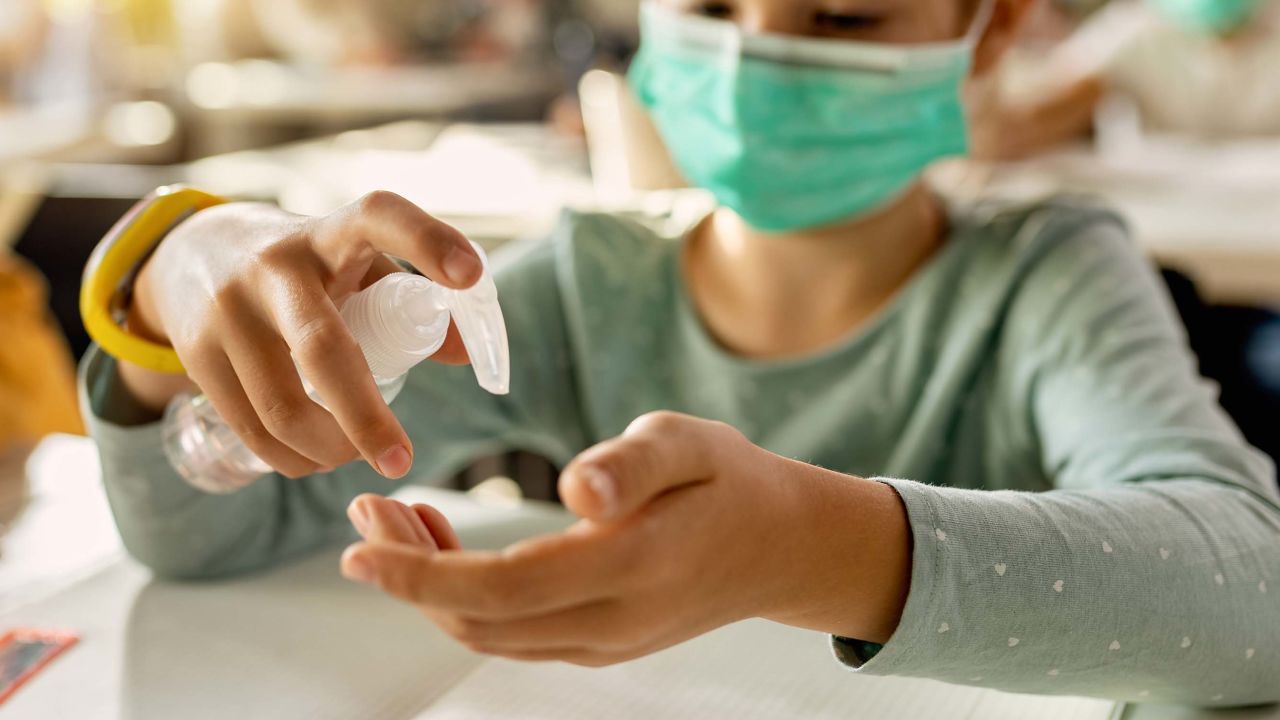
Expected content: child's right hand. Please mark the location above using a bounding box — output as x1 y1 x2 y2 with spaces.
118 191 484 480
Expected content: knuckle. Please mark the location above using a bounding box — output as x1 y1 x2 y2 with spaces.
706 418 743 442
626 410 686 437
259 395 307 434
230 419 271 448
279 466 316 480
291 316 353 364
209 282 250 316
615 435 661 482
355 190 404 217
253 239 303 273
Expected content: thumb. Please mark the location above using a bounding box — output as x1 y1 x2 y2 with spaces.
341 540 435 605
559 411 723 522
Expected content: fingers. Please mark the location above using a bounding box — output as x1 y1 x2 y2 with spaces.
420 602 686 667
183 352 319 478
341 527 625 620
429 321 470 366
271 278 414 479
319 191 482 290
559 411 728 522
219 301 358 469
412 503 462 550
429 600 633 654
361 254 404 288
348 494 436 548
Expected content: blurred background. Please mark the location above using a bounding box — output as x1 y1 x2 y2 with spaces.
0 0 1277 543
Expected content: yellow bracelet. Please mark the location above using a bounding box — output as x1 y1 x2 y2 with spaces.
80 185 227 374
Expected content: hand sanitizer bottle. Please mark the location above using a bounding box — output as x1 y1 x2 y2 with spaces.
162 243 510 494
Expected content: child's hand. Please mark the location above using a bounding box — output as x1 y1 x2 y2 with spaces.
339 412 912 666
119 192 483 480
346 493 461 551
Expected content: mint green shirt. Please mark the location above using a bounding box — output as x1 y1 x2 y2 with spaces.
82 199 1280 706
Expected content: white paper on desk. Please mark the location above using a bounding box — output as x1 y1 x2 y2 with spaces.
415 619 1120 720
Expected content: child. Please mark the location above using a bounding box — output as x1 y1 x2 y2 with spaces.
83 0 1278 706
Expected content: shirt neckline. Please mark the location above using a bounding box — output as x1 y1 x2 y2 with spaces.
667 211 971 375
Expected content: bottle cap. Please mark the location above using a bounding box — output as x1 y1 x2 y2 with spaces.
442 241 510 395
339 242 509 394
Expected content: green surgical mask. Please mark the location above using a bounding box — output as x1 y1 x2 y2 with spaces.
1147 0 1268 34
628 1 990 232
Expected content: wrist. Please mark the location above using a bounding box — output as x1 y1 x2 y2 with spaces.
125 259 167 346
765 463 912 644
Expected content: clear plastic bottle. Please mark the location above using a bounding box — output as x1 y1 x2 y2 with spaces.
163 244 510 494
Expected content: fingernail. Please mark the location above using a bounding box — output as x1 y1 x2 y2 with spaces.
376 445 412 479
585 467 618 518
343 552 375 585
443 244 481 286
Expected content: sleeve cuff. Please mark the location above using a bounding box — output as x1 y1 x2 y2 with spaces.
831 637 884 667
829 477 947 676
78 345 206 507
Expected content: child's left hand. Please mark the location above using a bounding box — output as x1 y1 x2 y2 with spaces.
341 411 911 666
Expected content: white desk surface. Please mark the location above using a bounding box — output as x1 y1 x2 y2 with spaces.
1 435 1276 720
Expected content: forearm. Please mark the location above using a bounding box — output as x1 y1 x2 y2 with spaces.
841 477 1280 706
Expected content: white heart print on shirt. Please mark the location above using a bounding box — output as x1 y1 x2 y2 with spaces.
994 563 1007 577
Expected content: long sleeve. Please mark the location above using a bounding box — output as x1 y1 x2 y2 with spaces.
82 237 590 580
839 223 1280 706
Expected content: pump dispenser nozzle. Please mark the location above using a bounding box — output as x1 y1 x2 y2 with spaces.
442 242 510 395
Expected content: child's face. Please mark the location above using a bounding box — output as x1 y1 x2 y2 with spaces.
657 0 973 44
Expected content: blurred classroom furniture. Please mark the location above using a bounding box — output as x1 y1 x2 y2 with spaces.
180 60 561 156
3 434 1277 720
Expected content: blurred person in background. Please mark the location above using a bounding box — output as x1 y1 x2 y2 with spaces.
82 0 1280 706
973 0 1280 160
